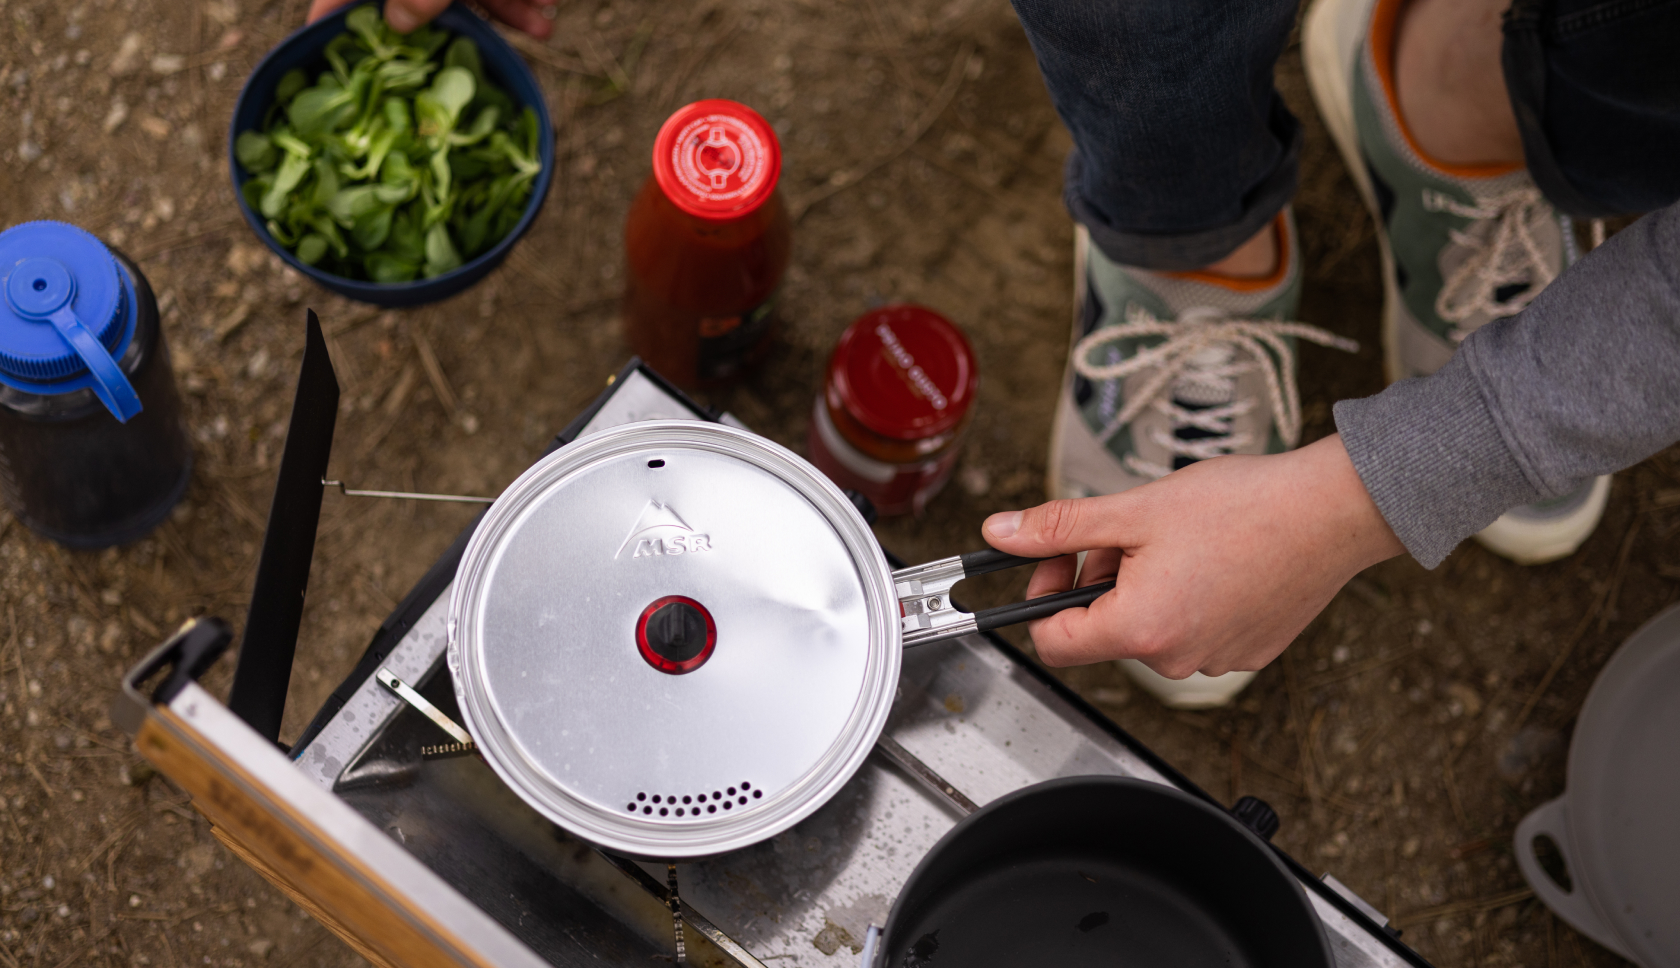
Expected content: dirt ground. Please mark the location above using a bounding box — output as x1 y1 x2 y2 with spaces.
2 0 1678 965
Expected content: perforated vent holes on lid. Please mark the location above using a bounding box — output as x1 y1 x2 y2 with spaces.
448 421 899 859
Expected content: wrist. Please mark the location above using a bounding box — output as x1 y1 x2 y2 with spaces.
1292 434 1405 573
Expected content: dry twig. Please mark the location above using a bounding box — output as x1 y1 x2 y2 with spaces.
1511 519 1639 733
1302 644 1422 690
1391 888 1534 929
410 327 459 413
789 40 976 220
1284 650 1324 819
74 813 146 875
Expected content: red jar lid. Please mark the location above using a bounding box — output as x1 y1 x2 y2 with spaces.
652 99 781 221
828 305 978 441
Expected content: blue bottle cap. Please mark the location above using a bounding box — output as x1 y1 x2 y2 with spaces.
0 221 143 422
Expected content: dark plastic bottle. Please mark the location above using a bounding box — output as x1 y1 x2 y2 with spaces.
0 221 192 548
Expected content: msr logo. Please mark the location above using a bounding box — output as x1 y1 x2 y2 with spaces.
615 500 714 560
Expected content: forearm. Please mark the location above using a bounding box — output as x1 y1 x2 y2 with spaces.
1337 200 1680 567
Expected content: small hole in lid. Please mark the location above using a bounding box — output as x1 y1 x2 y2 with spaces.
652 795 661 803
643 806 652 814
707 805 716 814
637 792 646 801
682 795 691 804
727 787 737 796
675 808 685 816
32 278 47 291
753 790 762 799
659 808 669 816
723 801 732 810
648 459 665 468
627 803 637 811
741 782 751 790
739 796 748 805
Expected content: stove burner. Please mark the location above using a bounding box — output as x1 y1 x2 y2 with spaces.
636 596 716 674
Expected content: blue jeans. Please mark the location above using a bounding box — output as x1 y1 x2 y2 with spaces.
1012 0 1680 270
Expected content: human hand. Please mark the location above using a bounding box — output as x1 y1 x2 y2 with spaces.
982 434 1404 677
307 0 555 40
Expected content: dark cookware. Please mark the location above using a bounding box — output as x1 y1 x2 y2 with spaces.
874 776 1333 968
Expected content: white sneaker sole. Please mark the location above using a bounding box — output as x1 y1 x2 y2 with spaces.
1473 474 1611 565
1119 660 1258 710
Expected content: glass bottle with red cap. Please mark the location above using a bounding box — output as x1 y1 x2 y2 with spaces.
807 305 979 517
623 99 789 389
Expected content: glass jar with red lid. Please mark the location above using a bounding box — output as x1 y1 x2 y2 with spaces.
807 305 979 517
623 99 789 389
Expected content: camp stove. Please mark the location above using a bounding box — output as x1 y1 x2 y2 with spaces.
116 322 1432 968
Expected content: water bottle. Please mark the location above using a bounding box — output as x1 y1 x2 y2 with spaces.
0 221 192 548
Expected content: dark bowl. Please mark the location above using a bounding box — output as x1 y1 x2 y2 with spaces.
228 2 553 307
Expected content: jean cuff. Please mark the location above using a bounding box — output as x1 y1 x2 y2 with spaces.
1501 1 1618 219
1062 126 1301 271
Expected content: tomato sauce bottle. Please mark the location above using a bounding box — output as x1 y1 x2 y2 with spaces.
623 99 790 389
807 305 979 517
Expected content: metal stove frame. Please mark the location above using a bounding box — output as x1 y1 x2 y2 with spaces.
118 354 1433 968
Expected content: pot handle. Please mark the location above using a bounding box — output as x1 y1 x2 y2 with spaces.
1514 797 1633 960
971 581 1115 632
895 549 1116 648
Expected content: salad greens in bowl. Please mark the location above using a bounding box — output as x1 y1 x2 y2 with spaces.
229 2 553 306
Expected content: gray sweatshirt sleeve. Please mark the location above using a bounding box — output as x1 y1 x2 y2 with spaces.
1334 200 1680 568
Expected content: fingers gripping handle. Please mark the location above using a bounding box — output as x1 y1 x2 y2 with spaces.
1513 798 1632 960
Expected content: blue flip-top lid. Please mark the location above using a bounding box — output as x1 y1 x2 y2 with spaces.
0 221 142 422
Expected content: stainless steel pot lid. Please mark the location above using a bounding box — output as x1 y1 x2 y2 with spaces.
448 421 900 858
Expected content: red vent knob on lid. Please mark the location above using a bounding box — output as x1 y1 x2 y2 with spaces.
637 595 717 674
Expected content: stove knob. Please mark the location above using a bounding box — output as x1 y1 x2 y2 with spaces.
636 596 717 674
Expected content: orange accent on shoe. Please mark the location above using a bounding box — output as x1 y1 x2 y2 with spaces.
1165 213 1291 293
1370 0 1521 179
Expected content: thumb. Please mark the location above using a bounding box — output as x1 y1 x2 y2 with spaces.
385 0 452 33
981 493 1140 559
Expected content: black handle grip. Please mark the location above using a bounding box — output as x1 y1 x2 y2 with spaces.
959 548 1050 578
972 580 1114 632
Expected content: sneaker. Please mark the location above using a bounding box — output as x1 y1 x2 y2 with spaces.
1048 209 1358 708
1302 0 1609 565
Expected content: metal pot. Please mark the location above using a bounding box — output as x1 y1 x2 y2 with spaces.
448 421 1108 859
1514 604 1680 965
869 776 1334 968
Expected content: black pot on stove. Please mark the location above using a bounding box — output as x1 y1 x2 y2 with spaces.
871 776 1334 968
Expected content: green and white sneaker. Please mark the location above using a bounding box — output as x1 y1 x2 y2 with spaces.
1049 209 1358 708
1302 0 1610 565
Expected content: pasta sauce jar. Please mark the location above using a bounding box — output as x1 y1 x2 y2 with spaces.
808 305 978 516
623 99 790 389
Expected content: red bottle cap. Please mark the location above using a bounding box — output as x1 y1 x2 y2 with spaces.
827 305 978 441
652 99 782 221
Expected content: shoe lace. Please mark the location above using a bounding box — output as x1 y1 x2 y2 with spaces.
1421 186 1557 339
1072 305 1358 478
